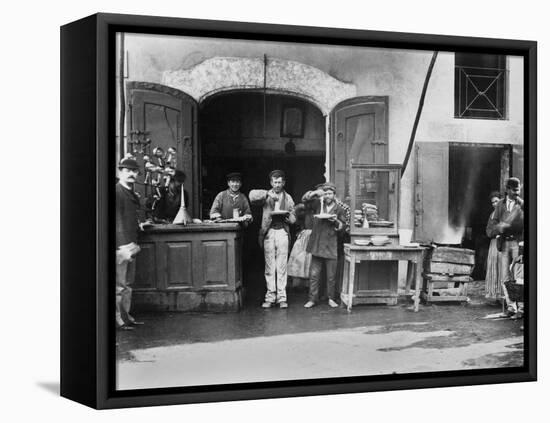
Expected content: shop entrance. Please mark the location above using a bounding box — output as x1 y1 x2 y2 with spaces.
199 91 326 304
448 144 509 279
416 142 522 279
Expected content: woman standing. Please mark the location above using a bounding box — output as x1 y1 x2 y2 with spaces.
485 191 503 301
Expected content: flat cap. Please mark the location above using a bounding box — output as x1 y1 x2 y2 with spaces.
269 169 285 180
322 182 337 192
505 177 521 189
226 172 242 181
174 169 186 182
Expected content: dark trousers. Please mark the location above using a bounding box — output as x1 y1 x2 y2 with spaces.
116 258 136 326
309 255 337 302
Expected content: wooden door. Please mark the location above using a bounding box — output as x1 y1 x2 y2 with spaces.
512 144 524 184
415 142 449 243
127 82 200 217
330 97 388 199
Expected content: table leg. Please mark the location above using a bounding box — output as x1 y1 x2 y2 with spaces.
341 258 350 306
405 261 414 295
347 257 356 312
414 258 422 312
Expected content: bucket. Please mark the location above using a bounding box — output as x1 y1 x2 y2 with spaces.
399 229 413 245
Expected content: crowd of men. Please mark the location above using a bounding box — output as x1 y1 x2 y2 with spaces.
116 157 526 330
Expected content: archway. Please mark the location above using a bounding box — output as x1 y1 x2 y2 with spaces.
199 90 326 303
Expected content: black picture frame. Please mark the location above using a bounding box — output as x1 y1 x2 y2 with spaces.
61 12 537 409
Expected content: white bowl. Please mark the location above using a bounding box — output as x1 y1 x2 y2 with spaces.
371 236 390 246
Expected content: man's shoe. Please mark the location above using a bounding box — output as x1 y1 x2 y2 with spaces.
127 315 144 325
328 299 339 308
304 301 315 308
262 301 273 308
279 301 288 309
117 324 134 331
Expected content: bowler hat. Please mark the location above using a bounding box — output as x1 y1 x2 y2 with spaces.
226 172 242 181
118 158 139 170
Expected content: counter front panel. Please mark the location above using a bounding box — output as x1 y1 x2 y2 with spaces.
133 223 243 311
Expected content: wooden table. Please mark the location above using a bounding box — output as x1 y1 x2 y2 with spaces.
340 244 426 312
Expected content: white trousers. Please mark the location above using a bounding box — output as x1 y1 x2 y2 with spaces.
263 228 289 303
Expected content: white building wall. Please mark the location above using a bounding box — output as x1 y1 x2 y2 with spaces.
121 33 524 230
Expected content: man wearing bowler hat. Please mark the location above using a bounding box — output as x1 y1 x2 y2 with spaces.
209 172 252 223
250 170 296 308
115 158 147 330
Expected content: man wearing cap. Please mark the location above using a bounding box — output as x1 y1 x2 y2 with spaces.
209 172 252 223
115 158 148 330
487 177 525 316
249 170 296 308
301 182 347 308
153 169 191 223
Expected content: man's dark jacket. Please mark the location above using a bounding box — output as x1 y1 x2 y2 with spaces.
486 197 524 241
116 183 141 247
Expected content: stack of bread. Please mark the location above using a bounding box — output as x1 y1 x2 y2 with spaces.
362 202 379 220
353 202 379 227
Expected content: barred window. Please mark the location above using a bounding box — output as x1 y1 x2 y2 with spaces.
454 53 507 119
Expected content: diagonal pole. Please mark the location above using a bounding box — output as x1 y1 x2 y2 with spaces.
401 51 438 177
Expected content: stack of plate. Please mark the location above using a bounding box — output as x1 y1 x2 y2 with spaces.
354 239 370 246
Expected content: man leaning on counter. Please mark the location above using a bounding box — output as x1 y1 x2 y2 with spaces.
209 172 253 223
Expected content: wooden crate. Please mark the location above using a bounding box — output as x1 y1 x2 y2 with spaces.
424 246 475 276
421 273 472 303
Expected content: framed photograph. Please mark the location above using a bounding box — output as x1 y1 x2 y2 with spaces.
61 13 537 409
281 104 305 138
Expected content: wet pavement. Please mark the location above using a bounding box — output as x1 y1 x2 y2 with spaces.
116 281 524 390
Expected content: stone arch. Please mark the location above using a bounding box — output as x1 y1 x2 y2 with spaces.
161 57 356 115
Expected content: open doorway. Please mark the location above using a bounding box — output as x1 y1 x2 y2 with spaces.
448 144 509 278
199 91 326 304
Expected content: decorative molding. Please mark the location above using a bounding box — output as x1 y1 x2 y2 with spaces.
126 81 196 102
161 57 356 114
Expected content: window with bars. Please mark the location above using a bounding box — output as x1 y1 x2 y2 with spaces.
454 53 507 119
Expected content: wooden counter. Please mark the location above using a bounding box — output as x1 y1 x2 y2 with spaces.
133 223 242 312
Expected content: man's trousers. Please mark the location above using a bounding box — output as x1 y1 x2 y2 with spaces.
263 228 289 304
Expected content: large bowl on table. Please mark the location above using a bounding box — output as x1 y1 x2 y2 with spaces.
370 235 390 246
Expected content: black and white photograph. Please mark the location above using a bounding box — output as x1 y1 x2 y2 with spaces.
113 30 529 391
8 0 548 418
3 0 549 420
